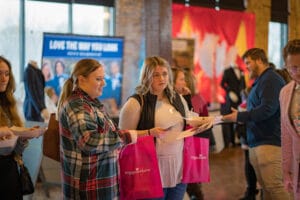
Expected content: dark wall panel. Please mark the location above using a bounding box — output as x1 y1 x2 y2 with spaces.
172 0 246 11
29 0 114 7
271 0 288 23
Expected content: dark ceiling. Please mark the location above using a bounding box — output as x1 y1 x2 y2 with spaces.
172 0 289 23
172 0 247 11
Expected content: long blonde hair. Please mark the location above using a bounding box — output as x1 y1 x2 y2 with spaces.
135 56 175 99
57 59 103 112
0 56 22 127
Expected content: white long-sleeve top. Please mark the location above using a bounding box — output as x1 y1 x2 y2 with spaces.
119 95 189 187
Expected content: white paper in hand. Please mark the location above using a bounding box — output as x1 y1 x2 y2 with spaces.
213 115 224 125
10 126 45 138
184 116 214 127
196 121 213 133
0 135 18 155
176 128 197 140
176 119 214 140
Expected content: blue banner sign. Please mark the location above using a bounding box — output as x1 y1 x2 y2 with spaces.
43 33 123 59
42 33 124 110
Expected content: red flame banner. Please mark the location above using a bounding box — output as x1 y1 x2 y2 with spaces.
172 4 255 104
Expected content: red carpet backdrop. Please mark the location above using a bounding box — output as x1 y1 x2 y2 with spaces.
172 4 255 104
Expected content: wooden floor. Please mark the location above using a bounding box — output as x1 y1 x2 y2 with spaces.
201 147 247 200
30 146 254 200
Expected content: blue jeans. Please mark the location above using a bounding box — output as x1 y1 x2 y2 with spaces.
148 183 187 200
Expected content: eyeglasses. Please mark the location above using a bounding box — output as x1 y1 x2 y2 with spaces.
152 72 168 79
286 65 300 74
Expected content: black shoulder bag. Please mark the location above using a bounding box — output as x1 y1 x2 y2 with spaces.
14 154 35 195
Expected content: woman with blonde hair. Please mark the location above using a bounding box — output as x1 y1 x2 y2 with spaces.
119 56 212 200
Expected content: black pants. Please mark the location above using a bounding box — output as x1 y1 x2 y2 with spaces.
0 155 23 200
221 123 236 147
220 103 237 147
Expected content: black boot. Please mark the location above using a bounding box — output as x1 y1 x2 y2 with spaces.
186 183 204 200
239 189 259 200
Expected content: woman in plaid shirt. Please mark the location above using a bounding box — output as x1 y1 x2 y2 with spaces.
57 59 165 200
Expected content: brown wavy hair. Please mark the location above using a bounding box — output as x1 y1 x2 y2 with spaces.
0 56 22 127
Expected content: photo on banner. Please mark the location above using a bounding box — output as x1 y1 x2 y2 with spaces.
41 33 124 115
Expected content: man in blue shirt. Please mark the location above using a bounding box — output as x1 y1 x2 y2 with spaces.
222 48 290 199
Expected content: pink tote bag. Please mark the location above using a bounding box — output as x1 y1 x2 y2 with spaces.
182 137 210 183
119 136 163 200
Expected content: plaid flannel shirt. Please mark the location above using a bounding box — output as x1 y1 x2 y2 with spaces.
59 88 131 200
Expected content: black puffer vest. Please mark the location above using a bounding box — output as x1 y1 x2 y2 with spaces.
131 90 186 131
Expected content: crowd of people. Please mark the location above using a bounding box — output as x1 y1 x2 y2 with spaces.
1 39 300 200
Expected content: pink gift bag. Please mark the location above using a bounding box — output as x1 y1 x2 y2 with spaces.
119 136 163 200
182 137 210 183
